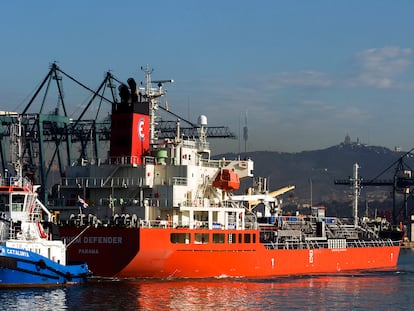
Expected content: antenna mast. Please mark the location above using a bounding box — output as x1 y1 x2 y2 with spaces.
243 111 248 153
10 114 23 181
141 66 173 145
352 163 361 228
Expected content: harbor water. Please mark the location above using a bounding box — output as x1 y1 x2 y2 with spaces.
1 249 413 310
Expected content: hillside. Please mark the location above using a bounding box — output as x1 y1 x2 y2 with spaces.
219 142 414 210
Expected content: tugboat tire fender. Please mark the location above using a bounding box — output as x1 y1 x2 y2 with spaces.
36 259 47 271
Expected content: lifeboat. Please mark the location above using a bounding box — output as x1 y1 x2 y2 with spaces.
213 169 240 191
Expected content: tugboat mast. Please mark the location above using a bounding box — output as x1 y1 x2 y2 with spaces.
9 113 22 181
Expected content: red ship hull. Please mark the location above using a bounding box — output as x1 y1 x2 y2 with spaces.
60 227 400 278
60 226 140 277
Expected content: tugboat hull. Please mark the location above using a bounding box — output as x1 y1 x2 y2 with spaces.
0 246 89 287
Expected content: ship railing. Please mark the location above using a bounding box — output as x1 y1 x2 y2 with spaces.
179 198 246 209
357 219 381 238
263 240 319 250
199 158 240 169
7 220 32 241
200 159 220 168
50 196 140 209
140 219 194 229
263 238 399 250
172 177 187 186
140 219 170 228
60 176 147 188
346 239 398 248
326 218 359 239
108 155 156 166
8 222 17 240
181 140 198 149
180 140 210 151
140 219 246 230
0 176 32 189
197 141 210 152
108 156 127 165
7 222 17 239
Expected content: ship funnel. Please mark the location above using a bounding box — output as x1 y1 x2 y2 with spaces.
118 84 131 103
127 78 138 102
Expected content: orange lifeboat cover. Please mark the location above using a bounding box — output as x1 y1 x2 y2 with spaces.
213 169 240 191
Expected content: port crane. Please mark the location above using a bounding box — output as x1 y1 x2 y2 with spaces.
0 63 236 203
334 150 414 227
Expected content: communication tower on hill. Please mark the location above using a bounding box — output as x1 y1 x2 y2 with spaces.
243 111 248 153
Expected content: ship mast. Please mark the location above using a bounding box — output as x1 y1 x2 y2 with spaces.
9 114 23 180
352 163 361 228
141 66 173 146
5 113 24 187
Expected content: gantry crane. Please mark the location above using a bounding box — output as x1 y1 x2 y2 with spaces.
335 151 414 226
0 63 237 203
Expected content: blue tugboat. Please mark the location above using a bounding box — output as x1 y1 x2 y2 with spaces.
0 115 90 287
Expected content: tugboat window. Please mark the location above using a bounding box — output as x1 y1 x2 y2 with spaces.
11 194 25 212
0 194 8 212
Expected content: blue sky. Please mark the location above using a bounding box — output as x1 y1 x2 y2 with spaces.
1 1 414 154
